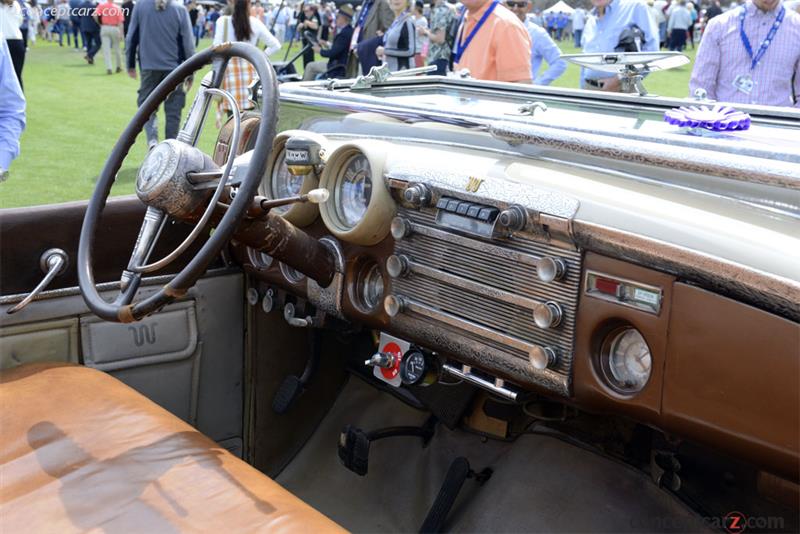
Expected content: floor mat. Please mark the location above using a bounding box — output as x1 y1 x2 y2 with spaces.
276 375 709 533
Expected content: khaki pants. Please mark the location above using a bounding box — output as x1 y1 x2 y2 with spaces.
100 25 122 71
302 61 328 81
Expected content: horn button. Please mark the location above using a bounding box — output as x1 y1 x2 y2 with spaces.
136 140 211 218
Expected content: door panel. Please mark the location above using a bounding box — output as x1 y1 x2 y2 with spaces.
0 198 245 456
0 318 79 368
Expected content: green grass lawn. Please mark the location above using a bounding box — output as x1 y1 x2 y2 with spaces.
1 38 697 209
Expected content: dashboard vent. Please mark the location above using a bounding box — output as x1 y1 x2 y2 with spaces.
389 207 582 396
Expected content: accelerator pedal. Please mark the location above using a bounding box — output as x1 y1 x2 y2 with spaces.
419 457 493 533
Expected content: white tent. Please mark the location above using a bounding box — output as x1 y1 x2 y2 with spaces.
544 1 575 14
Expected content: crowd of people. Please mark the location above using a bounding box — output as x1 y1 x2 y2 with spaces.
1 0 799 180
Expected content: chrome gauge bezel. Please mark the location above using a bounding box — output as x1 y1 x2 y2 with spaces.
269 149 305 215
350 258 386 313
318 142 396 246
279 262 305 284
259 132 322 227
333 153 372 230
246 247 274 270
599 326 653 396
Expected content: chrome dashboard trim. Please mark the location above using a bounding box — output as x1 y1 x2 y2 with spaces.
489 121 800 191
0 274 179 305
408 223 567 266
391 311 571 397
404 259 549 313
442 362 523 401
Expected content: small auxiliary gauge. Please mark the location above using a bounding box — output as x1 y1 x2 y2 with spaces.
399 350 428 386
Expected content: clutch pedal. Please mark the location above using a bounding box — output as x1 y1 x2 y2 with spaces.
337 416 437 476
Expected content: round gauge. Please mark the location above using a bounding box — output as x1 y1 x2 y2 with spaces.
247 247 273 269
359 263 384 310
600 327 652 394
280 263 305 284
270 149 306 215
318 143 395 245
400 350 427 385
335 154 372 229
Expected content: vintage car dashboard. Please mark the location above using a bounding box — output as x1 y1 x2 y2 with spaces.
222 77 800 481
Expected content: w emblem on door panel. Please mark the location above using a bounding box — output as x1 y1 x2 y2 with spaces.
128 323 157 346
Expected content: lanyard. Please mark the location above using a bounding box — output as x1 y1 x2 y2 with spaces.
383 11 410 44
739 5 785 70
454 1 497 63
356 0 372 29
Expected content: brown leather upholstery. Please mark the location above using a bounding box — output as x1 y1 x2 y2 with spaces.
0 364 346 533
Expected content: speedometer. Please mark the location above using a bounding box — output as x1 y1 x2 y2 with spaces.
270 149 305 215
335 154 372 229
318 142 395 245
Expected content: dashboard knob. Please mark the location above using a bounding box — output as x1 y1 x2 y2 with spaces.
497 206 526 232
365 352 397 369
403 183 431 207
529 346 558 370
246 288 260 306
533 301 562 329
390 217 411 240
383 295 405 317
537 257 566 283
386 255 410 278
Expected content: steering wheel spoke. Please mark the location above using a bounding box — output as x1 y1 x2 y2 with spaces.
124 205 168 276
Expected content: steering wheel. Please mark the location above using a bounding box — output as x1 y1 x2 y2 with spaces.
78 43 278 323
302 30 320 47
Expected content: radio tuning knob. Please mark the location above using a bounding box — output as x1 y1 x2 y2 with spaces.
529 346 558 370
390 217 411 240
533 301 562 329
403 183 431 208
497 206 526 232
537 257 566 283
383 295 405 317
386 255 410 278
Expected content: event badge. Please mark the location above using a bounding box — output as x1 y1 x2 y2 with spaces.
733 74 754 95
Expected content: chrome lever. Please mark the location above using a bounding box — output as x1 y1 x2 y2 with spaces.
7 248 68 314
283 302 313 328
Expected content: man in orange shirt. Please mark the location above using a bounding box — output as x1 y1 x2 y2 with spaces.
94 0 124 74
453 0 532 83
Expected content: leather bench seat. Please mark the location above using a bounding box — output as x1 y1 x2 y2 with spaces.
0 364 345 533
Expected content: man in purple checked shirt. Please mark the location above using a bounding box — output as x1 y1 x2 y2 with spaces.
689 0 800 107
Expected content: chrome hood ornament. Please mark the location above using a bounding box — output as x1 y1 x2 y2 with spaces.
562 51 690 96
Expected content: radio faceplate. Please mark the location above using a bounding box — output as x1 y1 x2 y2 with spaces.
386 202 582 397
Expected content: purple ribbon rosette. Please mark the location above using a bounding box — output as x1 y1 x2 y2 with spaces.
664 105 751 132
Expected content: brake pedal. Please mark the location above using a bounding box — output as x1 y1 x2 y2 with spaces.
419 457 493 533
272 330 321 414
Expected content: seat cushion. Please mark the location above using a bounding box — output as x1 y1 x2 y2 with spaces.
0 364 345 533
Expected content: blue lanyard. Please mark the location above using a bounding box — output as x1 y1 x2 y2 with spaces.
454 1 498 63
383 11 410 44
739 5 785 70
356 0 372 29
